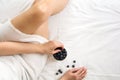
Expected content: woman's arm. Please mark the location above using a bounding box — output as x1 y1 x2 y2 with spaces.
0 41 63 56
0 41 41 56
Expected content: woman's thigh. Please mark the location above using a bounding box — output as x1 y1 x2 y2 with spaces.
34 21 49 39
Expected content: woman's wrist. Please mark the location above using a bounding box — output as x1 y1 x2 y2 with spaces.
34 43 47 54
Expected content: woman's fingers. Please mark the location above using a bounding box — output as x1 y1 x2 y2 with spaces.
40 40 64 54
76 67 87 75
60 67 87 80
80 70 87 79
70 68 81 73
77 71 87 80
73 67 87 80
52 41 64 49
52 49 61 54
75 67 84 74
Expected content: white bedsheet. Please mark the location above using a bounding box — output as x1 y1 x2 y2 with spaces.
48 0 120 80
0 0 120 80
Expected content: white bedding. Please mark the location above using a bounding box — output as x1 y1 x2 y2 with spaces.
0 0 120 80
48 0 120 79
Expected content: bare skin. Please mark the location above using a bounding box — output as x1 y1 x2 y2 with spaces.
0 0 68 56
60 67 87 80
0 0 87 80
11 0 69 34
0 41 64 56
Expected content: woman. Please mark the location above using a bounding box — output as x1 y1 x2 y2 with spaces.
0 0 86 80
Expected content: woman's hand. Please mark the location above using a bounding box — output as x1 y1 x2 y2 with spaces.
60 67 87 80
36 40 64 54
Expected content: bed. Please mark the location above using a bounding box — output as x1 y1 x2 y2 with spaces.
44 0 120 79
0 0 120 80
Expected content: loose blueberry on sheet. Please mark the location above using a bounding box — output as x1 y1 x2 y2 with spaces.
66 65 69 68
56 73 59 75
58 69 63 74
73 60 76 63
72 65 75 68
53 47 67 61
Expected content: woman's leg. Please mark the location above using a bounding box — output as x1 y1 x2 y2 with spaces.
34 20 49 39
11 0 68 35
37 0 69 15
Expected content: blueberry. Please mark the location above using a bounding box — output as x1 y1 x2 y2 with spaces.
72 65 75 68
66 65 69 68
62 49 66 53
56 73 59 75
58 69 63 74
53 48 67 61
73 60 76 63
